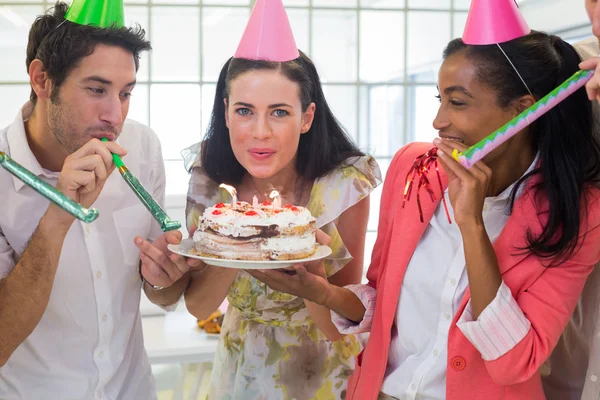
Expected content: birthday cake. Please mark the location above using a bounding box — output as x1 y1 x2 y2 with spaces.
192 200 317 261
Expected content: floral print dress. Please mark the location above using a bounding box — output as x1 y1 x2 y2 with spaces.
184 151 381 400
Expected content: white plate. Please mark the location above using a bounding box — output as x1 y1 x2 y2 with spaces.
168 238 332 269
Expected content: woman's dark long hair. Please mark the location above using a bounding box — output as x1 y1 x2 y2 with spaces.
444 31 600 264
200 50 364 185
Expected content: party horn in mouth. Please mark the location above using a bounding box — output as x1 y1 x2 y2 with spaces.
0 151 99 222
453 69 594 168
101 138 181 231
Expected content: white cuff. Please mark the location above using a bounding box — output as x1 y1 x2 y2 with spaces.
331 284 377 334
457 281 531 361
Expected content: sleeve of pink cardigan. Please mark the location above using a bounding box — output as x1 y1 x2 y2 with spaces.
470 194 600 386
457 281 531 360
331 144 413 334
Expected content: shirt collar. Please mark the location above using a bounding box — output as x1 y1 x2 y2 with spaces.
7 102 59 192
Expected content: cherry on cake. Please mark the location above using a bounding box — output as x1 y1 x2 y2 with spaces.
192 201 317 261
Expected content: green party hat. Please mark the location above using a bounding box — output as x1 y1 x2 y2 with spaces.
64 0 125 28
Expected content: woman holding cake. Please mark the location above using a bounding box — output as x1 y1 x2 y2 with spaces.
250 2 600 400
180 0 381 398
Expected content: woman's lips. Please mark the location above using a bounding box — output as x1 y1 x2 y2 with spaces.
248 149 275 160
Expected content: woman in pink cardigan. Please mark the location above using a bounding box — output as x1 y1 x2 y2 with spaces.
248 31 600 399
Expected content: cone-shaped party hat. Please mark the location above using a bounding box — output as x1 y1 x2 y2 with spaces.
462 0 530 45
234 0 299 61
65 0 125 28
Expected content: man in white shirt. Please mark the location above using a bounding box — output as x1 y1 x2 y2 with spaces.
0 2 196 398
541 2 600 399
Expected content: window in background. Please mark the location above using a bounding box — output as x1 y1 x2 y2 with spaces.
0 4 44 128
0 0 468 279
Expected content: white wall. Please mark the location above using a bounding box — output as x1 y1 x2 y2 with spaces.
520 0 589 34
166 194 188 237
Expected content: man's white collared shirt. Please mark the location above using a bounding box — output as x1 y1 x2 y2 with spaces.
0 103 165 400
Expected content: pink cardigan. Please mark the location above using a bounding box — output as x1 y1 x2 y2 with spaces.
346 143 600 400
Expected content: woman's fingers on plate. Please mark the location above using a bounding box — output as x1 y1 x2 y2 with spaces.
316 229 331 246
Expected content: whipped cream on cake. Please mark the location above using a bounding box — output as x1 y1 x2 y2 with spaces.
193 201 317 261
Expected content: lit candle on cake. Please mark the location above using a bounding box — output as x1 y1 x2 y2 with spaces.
219 183 237 205
252 195 259 208
269 189 281 208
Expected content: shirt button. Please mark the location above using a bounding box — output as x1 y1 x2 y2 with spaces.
95 391 103 399
483 204 489 211
410 383 417 390
96 271 102 280
102 314 108 322
433 349 439 357
449 278 457 286
591 374 598 382
98 350 104 358
444 312 451 320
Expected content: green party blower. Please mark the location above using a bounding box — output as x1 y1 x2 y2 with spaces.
0 151 99 222
101 139 181 231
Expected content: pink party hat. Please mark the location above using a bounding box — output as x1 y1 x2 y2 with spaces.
462 0 530 45
234 0 299 62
